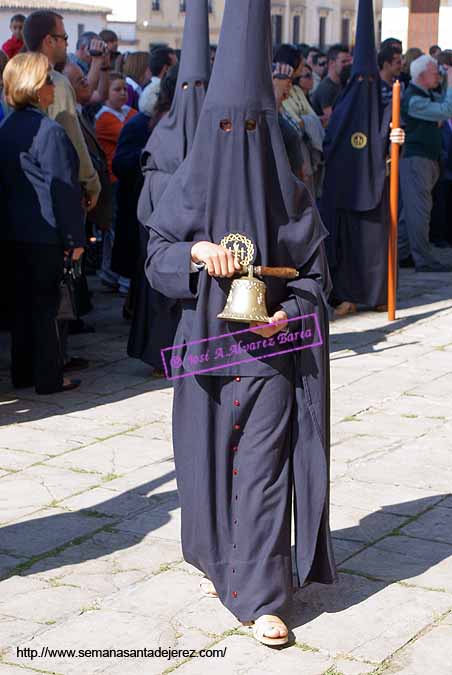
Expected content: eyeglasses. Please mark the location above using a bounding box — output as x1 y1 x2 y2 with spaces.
318 61 327 67
51 33 68 43
300 73 313 79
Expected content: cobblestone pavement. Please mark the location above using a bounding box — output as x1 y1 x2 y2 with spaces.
0 263 451 675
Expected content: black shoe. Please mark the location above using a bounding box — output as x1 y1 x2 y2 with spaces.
64 357 90 372
62 379 81 392
68 319 96 335
432 239 452 249
399 255 415 268
37 379 81 395
416 264 452 273
13 380 34 389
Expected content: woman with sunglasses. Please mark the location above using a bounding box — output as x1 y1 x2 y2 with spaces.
298 63 315 104
0 53 85 394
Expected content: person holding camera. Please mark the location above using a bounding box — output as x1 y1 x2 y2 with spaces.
398 54 452 272
0 53 85 394
69 31 110 104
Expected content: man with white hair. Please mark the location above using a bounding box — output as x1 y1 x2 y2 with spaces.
398 54 452 272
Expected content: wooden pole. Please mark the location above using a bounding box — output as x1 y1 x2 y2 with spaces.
388 80 401 322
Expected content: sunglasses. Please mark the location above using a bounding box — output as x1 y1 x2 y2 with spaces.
318 61 327 67
51 33 69 43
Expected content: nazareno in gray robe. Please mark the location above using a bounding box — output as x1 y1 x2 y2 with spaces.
146 0 337 620
128 0 210 368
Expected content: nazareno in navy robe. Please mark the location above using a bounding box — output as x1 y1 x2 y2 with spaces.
146 0 337 620
320 0 391 308
130 0 211 369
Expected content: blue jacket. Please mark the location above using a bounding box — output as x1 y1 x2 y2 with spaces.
0 107 85 248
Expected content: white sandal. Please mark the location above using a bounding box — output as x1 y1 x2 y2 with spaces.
253 615 289 646
199 577 219 598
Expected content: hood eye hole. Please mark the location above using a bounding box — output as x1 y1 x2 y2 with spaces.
195 80 203 87
182 82 189 90
220 119 232 132
245 120 257 131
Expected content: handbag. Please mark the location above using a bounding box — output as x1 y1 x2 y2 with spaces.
57 259 78 321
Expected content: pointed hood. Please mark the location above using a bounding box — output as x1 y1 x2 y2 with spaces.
204 0 275 111
352 0 379 77
178 0 210 85
141 0 210 180
147 0 329 356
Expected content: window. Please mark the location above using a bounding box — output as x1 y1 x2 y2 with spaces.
272 14 283 45
208 0 213 12
180 0 186 10
77 23 85 38
293 15 300 44
152 0 160 11
319 16 326 50
341 18 350 47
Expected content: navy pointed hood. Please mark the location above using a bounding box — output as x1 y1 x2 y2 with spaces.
143 0 210 176
352 0 379 77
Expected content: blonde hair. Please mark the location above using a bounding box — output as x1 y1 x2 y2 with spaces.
3 52 49 109
120 52 150 86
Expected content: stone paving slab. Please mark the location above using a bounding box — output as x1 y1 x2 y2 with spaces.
383 623 452 675
341 534 452 592
175 634 334 674
289 573 452 662
0 271 452 674
329 504 406 543
0 508 111 559
330 477 447 517
0 665 39 674
400 504 452 544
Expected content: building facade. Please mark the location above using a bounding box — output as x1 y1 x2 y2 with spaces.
136 0 375 52
107 20 139 49
0 1 110 52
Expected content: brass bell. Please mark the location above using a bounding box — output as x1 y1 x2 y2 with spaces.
217 265 270 323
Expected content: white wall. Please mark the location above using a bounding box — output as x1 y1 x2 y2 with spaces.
438 1 452 48
381 0 409 50
0 10 107 54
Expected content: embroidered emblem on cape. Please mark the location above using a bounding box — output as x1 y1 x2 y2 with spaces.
351 132 368 150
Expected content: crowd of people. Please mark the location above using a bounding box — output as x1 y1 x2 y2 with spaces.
0 8 451 395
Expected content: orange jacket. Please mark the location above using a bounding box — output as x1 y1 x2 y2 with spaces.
95 105 137 183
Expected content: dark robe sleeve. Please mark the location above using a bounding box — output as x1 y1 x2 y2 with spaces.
146 231 200 301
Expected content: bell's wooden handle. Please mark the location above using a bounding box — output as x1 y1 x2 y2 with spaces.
253 266 299 279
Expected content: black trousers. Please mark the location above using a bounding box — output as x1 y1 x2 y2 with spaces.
430 179 452 244
10 242 64 394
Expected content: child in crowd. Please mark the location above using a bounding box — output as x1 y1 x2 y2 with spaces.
95 73 137 294
2 14 26 60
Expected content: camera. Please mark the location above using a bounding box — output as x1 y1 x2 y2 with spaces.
89 41 107 58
